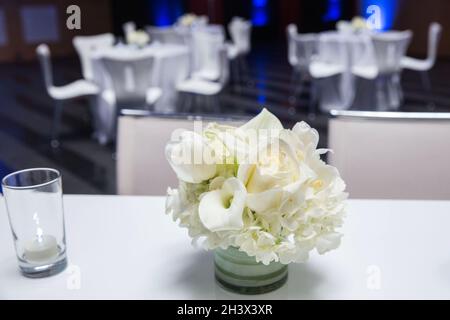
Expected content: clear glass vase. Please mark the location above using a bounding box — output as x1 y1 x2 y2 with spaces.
214 246 288 294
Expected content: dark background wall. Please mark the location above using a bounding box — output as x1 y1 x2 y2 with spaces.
0 0 449 62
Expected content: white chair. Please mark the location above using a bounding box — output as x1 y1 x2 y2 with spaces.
328 110 450 200
177 45 229 112
227 17 252 86
309 33 348 114
100 52 162 111
360 31 412 110
401 22 442 108
191 29 225 82
123 21 136 39
146 26 185 45
36 44 100 147
73 33 115 81
286 24 317 106
117 111 246 195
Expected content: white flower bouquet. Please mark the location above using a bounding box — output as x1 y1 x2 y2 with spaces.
336 16 369 33
165 109 347 266
126 29 150 47
177 13 198 27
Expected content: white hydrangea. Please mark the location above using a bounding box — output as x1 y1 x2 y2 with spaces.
165 109 347 265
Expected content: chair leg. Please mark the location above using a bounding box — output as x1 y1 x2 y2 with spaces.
51 100 63 148
185 93 193 112
232 59 242 92
213 95 221 113
420 71 435 110
308 80 318 120
289 69 299 105
239 56 252 86
87 95 100 141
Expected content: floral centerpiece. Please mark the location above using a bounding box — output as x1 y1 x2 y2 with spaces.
336 16 369 33
126 29 150 48
177 13 198 27
165 109 347 294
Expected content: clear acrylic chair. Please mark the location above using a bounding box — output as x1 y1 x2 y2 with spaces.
123 21 136 39
370 30 412 109
36 44 100 148
309 33 348 115
191 29 225 82
73 33 115 81
100 52 162 110
286 24 317 107
177 45 229 112
401 23 442 109
99 52 163 141
227 17 252 87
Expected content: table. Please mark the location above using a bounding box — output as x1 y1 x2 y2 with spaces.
1 195 450 299
90 44 190 144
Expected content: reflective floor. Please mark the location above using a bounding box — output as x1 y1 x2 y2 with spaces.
1 42 449 194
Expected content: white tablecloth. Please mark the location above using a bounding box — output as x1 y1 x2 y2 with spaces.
90 44 190 144
1 195 450 299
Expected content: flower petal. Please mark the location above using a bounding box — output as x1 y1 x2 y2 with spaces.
239 108 283 132
165 131 217 183
199 178 246 231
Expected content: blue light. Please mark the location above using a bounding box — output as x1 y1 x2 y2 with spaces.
252 8 268 26
360 0 399 31
252 0 269 27
323 0 341 22
149 0 183 27
253 0 268 7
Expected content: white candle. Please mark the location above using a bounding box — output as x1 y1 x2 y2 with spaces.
24 234 59 262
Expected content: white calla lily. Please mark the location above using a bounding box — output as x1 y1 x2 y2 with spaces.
199 178 247 232
165 131 216 183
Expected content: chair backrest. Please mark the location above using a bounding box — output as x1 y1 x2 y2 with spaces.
218 45 230 87
328 111 450 200
123 21 136 37
371 30 412 74
316 32 348 67
349 33 376 68
146 26 185 45
228 18 252 55
426 22 442 66
73 33 115 81
36 43 53 92
286 24 298 67
293 33 317 71
100 51 157 108
117 111 247 195
192 29 225 75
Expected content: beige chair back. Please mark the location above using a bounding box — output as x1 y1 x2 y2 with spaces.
117 111 247 195
328 111 450 200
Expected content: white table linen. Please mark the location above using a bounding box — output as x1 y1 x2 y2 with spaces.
1 195 450 299
90 44 190 144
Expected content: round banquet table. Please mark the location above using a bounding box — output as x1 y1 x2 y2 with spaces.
90 43 190 144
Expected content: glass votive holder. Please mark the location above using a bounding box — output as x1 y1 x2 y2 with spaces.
2 168 67 278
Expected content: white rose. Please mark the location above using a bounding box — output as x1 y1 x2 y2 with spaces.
165 130 216 183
